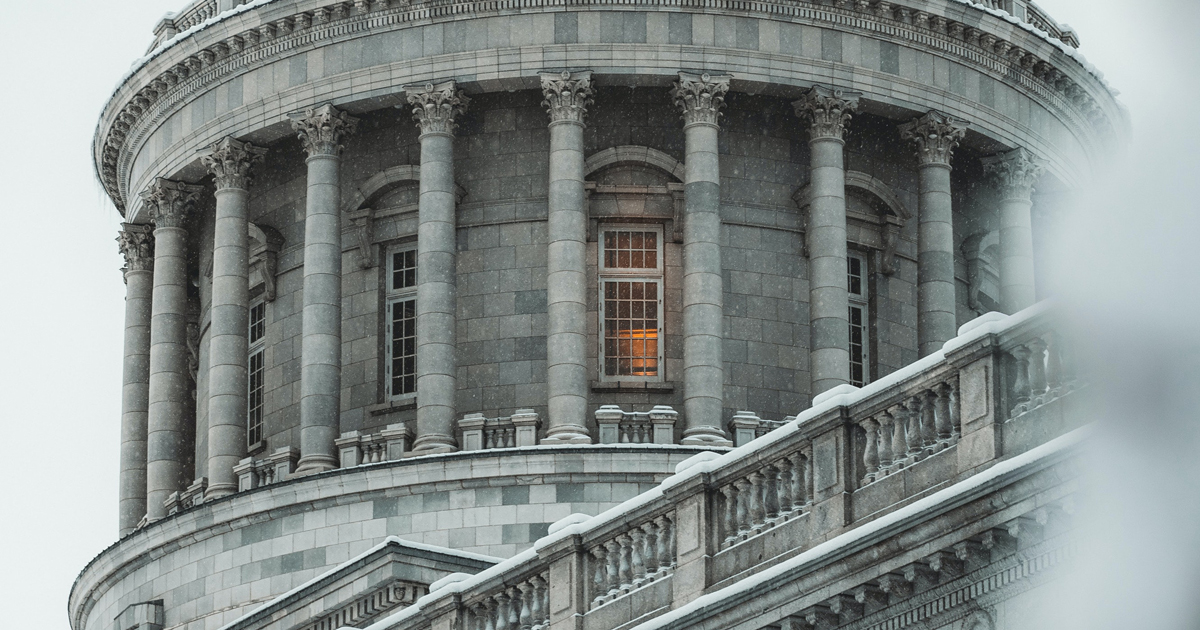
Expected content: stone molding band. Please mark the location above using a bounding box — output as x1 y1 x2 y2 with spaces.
96 0 1118 213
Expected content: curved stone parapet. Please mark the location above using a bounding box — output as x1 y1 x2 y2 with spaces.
70 446 704 630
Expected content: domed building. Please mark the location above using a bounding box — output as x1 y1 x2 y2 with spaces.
73 1 1122 630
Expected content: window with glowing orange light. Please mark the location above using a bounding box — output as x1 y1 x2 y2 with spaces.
599 227 664 380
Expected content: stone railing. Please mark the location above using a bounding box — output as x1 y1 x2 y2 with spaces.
595 405 678 444
165 478 208 515
727 411 789 447
459 410 540 451
1023 2 1080 47
233 447 300 490
336 425 412 467
150 0 219 49
365 304 1085 630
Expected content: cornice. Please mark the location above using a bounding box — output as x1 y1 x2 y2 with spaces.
95 0 1124 214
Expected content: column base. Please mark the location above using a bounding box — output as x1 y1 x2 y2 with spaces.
541 425 593 445
205 482 238 500
294 455 338 476
680 428 733 448
409 434 458 455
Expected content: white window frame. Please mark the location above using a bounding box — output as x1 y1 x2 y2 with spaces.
247 299 267 449
598 225 665 382
385 244 418 401
847 251 870 387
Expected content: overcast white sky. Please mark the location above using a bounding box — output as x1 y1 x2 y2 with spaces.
0 1 1196 628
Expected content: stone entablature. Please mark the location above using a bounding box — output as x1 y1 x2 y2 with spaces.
349 303 1084 630
96 0 1123 214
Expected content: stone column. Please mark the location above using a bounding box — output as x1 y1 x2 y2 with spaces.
406 81 469 454
540 71 594 444
899 111 968 356
142 178 203 521
982 147 1045 313
793 86 861 396
200 137 266 497
290 105 358 474
672 72 732 446
117 224 154 535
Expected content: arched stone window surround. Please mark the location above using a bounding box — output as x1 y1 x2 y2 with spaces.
792 170 911 274
340 164 466 269
583 145 686 242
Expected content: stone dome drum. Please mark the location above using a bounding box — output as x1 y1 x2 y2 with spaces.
75 0 1122 629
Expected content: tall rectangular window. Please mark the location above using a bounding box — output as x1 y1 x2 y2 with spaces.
247 301 266 446
599 227 663 380
848 252 870 387
386 246 418 398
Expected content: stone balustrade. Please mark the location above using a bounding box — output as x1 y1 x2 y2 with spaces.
727 411 789 447
587 511 676 607
336 425 412 467
464 572 550 630
594 406 678 445
459 410 540 451
365 304 1085 630
233 447 299 491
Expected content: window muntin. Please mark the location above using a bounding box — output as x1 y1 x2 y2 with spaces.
848 252 870 387
599 227 664 380
247 301 266 446
386 245 418 399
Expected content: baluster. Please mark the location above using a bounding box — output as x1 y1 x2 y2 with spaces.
535 576 549 628
859 418 879 483
617 534 633 588
733 479 752 535
470 603 486 630
603 540 620 596
933 382 953 442
485 428 497 450
1056 332 1076 390
630 529 647 584
641 521 659 575
1045 333 1063 395
507 588 521 630
775 458 794 514
483 600 497 630
719 484 738 545
763 463 780 520
590 546 607 604
920 390 938 448
876 412 894 471
788 452 806 507
1010 344 1032 416
619 423 630 443
494 593 510 630
655 514 674 568
904 397 924 457
1028 337 1048 406
518 583 533 630
889 403 908 467
948 377 961 439
749 471 766 530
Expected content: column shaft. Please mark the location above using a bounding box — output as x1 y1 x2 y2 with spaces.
916 164 957 355
119 267 152 534
807 137 851 394
146 225 192 519
999 196 1036 312
298 152 343 473
206 186 251 496
415 131 459 453
541 70 593 444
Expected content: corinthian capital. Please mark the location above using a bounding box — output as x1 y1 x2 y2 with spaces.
405 81 470 137
792 85 862 141
899 111 969 167
201 136 267 190
290 104 359 157
982 147 1046 200
117 223 155 272
541 71 594 124
141 178 203 229
671 72 731 127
